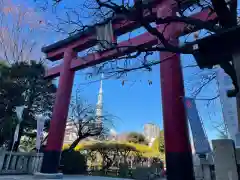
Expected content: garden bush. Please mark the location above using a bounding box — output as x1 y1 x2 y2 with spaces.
119 162 129 178
60 149 87 174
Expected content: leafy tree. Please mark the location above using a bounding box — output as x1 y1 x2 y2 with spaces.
0 63 24 148
158 130 165 153
19 136 36 152
127 132 148 145
77 140 164 174
0 61 56 151
10 61 56 151
83 142 138 171
152 130 165 153
0 1 55 150
60 149 87 174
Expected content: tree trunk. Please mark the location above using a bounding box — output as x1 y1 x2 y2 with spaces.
68 137 81 151
102 155 112 172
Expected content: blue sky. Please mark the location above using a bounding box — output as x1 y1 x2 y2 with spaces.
9 0 226 140
71 54 222 140
67 53 222 141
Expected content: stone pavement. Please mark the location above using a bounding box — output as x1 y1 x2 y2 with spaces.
0 175 134 180
0 175 166 180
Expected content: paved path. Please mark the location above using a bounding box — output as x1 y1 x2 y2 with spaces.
0 175 166 180
0 175 134 180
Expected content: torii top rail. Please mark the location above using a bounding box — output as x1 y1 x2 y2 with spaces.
43 0 216 79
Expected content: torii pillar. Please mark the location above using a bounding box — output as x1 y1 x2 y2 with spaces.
41 49 76 173
158 2 194 179
161 52 194 180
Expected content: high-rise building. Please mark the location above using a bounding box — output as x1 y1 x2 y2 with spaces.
63 121 78 144
143 123 160 141
216 68 238 145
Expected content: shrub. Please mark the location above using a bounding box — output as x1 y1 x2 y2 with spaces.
60 149 87 174
119 162 129 178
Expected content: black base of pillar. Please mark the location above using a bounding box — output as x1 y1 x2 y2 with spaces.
166 151 195 180
41 150 61 173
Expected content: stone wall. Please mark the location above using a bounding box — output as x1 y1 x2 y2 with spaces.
0 151 43 175
193 139 239 180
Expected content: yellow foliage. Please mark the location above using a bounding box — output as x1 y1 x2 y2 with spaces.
62 144 70 150
151 130 164 153
151 137 160 151
74 143 90 151
126 142 152 153
62 140 165 160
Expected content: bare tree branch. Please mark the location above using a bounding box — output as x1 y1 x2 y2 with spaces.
65 90 115 151
0 0 43 64
38 0 236 107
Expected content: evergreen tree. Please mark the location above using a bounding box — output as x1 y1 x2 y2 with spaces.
127 132 148 145
0 61 56 150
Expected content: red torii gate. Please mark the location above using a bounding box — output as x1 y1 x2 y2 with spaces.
41 0 216 179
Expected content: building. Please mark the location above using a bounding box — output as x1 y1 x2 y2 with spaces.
216 68 239 145
143 123 160 142
63 121 78 144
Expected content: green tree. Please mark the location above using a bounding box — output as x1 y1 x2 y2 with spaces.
60 149 87 174
152 130 165 153
0 62 24 148
10 61 56 151
0 61 56 151
83 142 138 171
127 132 148 145
158 130 165 153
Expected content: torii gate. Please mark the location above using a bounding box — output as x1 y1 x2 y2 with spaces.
40 0 216 179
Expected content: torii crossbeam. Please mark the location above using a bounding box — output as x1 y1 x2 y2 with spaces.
40 0 216 179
